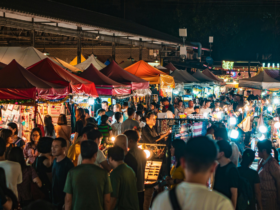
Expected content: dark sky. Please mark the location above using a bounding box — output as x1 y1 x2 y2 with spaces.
54 0 280 61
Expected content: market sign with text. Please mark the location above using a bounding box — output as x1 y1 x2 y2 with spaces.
222 61 234 70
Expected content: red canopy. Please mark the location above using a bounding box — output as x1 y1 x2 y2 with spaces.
0 60 68 100
79 64 131 96
100 60 149 90
27 58 98 97
165 63 177 71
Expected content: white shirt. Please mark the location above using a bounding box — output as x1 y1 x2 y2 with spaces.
0 160 22 198
77 149 106 166
152 182 233 210
184 107 194 114
200 107 212 115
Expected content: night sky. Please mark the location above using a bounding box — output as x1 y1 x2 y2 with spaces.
53 0 280 61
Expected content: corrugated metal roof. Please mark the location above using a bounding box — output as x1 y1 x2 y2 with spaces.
0 0 186 46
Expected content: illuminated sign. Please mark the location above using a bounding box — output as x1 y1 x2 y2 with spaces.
222 61 234 70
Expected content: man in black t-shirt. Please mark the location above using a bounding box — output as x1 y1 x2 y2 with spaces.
214 140 239 209
52 138 74 210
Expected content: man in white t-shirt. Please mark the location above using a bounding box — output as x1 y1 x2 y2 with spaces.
200 100 212 117
152 136 233 210
77 128 110 172
184 100 194 114
0 137 22 198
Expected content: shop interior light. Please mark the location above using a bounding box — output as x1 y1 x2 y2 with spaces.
238 108 242 113
111 137 115 142
259 125 267 133
217 112 222 119
144 150 151 159
230 130 239 139
274 122 280 129
261 92 266 96
88 98 95 105
230 117 237 125
274 98 279 104
173 90 179 95
245 106 249 111
268 106 273 112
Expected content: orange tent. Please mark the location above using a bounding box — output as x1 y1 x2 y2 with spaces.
125 60 175 88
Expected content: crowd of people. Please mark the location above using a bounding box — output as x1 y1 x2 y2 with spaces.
0 92 279 210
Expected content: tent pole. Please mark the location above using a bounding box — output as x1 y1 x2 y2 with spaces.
34 103 37 128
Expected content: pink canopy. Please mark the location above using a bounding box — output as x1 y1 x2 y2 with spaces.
79 64 131 96
100 61 149 90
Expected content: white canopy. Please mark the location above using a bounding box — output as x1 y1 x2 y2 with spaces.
75 54 106 70
239 71 280 89
0 46 47 68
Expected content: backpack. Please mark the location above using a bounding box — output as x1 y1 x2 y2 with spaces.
169 187 181 210
226 164 254 210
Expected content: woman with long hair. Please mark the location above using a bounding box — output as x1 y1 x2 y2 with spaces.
0 129 14 159
7 147 42 207
44 115 55 139
167 139 186 188
72 108 86 143
238 149 263 210
111 112 123 136
257 140 280 210
23 128 42 164
32 137 53 201
0 167 18 210
7 122 25 149
55 114 71 154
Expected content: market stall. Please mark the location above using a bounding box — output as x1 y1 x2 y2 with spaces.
239 70 280 90
124 60 175 98
75 54 106 70
101 60 149 90
27 58 98 97
0 60 69 139
79 64 131 96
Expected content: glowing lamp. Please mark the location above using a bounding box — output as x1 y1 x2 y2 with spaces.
259 125 267 133
111 137 115 142
230 117 237 125
275 122 280 129
274 98 279 104
245 106 249 111
217 112 222 119
144 150 151 159
268 106 273 112
230 130 239 139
